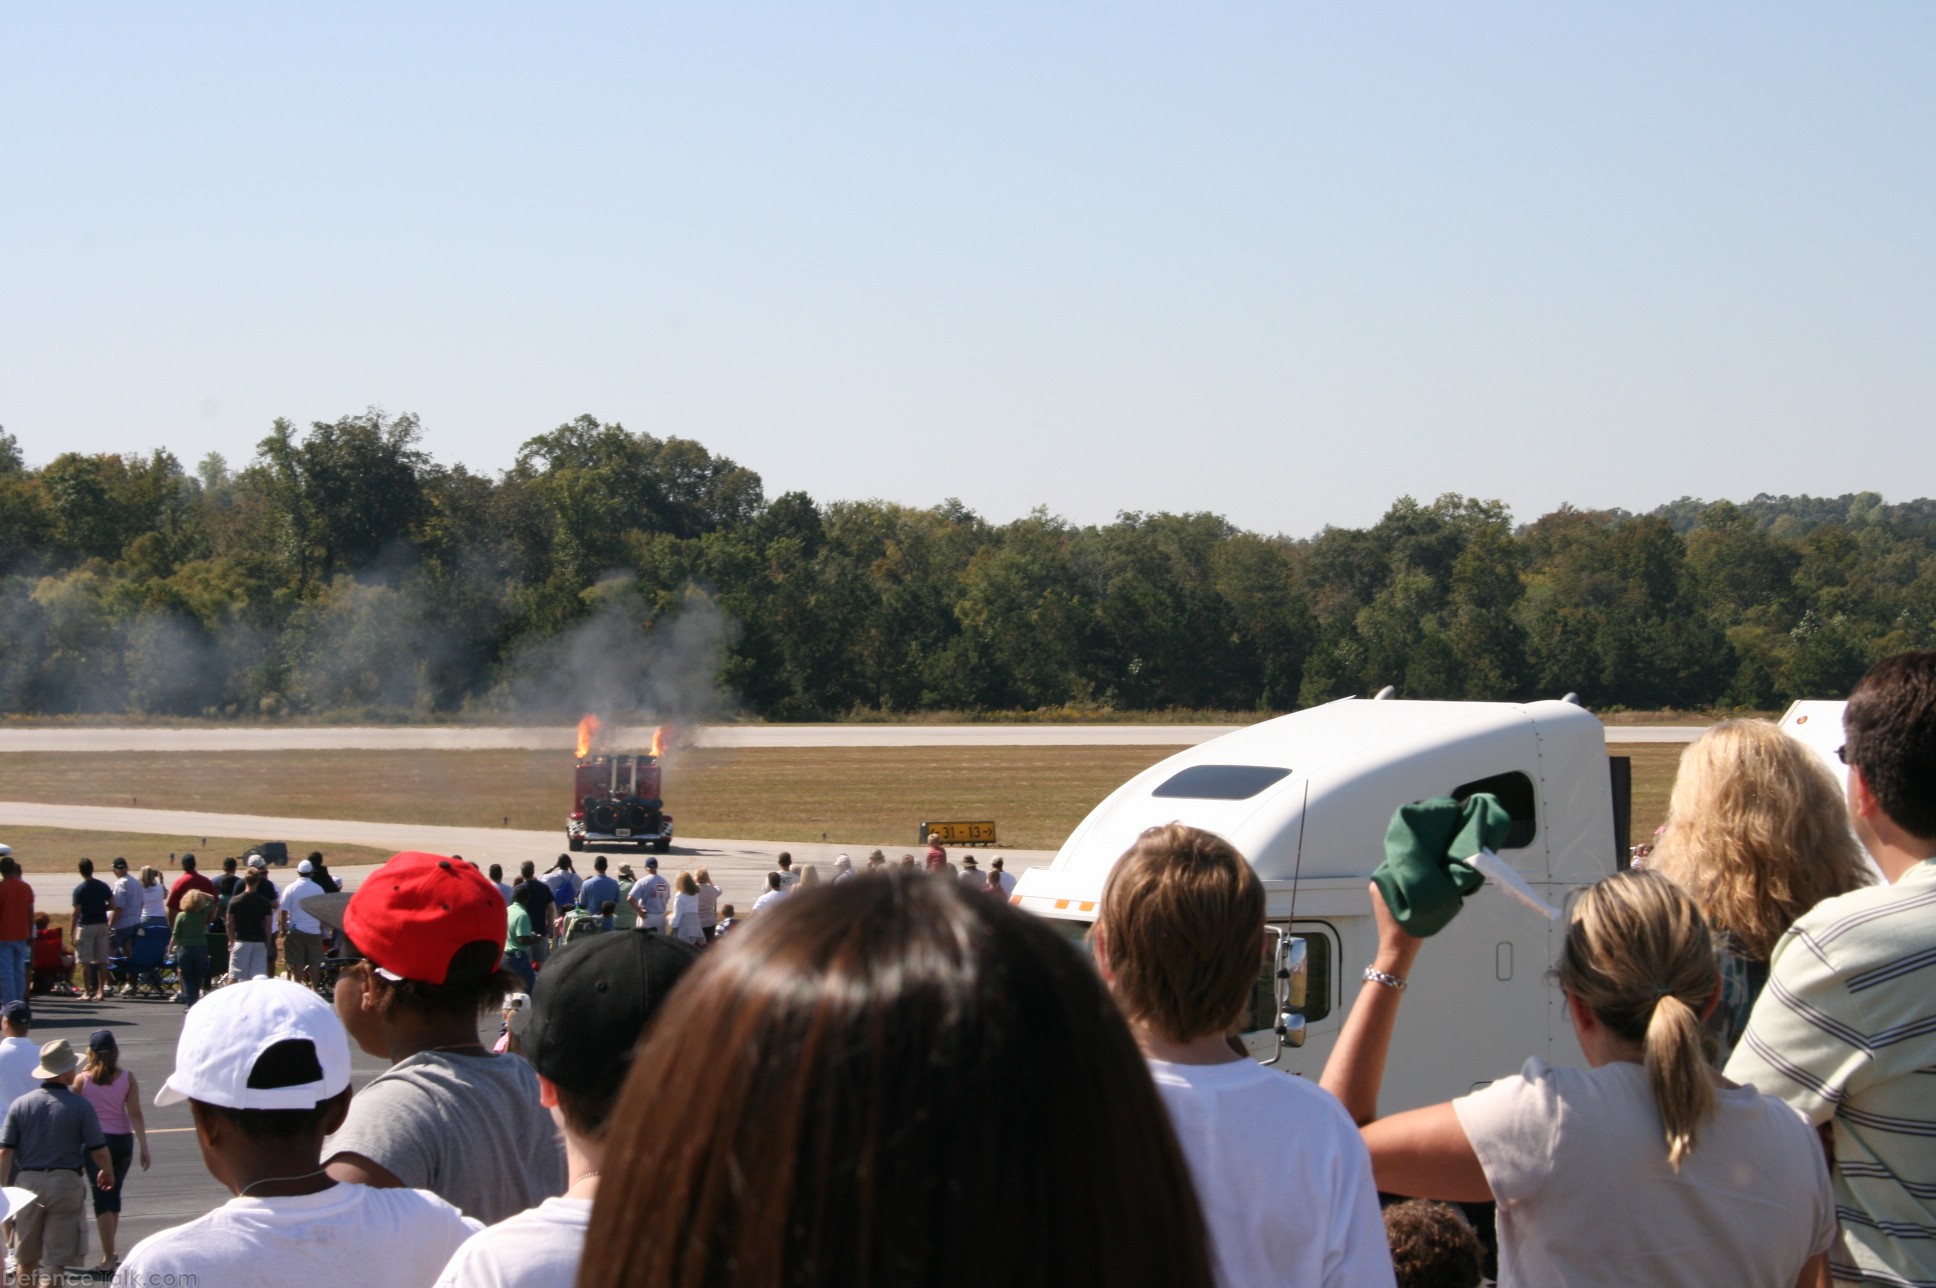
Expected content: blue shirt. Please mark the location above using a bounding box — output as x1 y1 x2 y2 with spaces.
577 874 620 914
1 1083 105 1170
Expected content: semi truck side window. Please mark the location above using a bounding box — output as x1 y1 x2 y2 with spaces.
1248 923 1333 1031
1451 771 1538 849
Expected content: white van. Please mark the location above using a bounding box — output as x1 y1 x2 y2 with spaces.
1011 698 1627 1113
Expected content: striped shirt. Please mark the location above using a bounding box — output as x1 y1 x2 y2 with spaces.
1725 859 1936 1288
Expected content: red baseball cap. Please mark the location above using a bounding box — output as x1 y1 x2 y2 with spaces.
321 851 505 985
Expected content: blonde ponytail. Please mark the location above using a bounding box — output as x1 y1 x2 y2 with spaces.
1642 992 1715 1171
1559 870 1720 1172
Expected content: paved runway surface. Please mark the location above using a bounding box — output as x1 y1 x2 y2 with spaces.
15 987 398 1273
0 721 1705 752
0 802 1056 910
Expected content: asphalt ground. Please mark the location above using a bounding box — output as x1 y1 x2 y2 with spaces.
15 985 403 1277
0 723 1705 752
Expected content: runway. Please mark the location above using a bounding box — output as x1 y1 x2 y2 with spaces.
0 721 1704 752
0 801 1055 910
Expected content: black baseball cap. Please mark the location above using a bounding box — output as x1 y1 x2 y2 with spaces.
523 932 699 1106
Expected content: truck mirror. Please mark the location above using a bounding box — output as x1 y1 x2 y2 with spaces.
1260 926 1310 1063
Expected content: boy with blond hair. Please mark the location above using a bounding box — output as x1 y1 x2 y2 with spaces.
1096 822 1394 1288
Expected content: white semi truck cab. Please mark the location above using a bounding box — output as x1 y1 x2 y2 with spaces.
1011 698 1629 1113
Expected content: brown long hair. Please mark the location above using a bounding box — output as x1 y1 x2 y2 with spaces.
581 874 1215 1288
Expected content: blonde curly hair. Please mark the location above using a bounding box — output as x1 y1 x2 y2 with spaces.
1650 719 1871 960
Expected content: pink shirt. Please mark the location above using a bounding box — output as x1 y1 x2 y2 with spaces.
79 1071 132 1134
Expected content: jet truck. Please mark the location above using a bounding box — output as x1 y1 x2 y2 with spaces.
1011 697 1633 1114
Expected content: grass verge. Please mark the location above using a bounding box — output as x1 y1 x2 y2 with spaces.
0 825 398 875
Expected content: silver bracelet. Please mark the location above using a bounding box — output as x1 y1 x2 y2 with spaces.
1363 966 1407 992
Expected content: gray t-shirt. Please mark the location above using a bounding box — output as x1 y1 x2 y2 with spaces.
0 1083 105 1171
323 1051 565 1225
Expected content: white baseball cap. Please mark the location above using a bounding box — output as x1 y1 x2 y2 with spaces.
297 859 314 874
245 854 267 869
155 979 351 1110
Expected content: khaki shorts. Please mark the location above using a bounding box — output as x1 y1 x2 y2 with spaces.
16 1168 85 1267
282 929 323 973
76 923 111 966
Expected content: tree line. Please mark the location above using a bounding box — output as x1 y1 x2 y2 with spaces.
2 412 1933 719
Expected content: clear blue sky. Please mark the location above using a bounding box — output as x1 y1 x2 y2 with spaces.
4 3 1931 536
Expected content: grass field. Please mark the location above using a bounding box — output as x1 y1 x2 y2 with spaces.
0 742 1687 864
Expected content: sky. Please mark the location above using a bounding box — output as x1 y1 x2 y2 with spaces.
4 3 1932 538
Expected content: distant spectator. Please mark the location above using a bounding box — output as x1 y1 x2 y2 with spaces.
712 904 739 939
957 855 985 889
245 854 281 908
924 840 948 873
165 853 216 921
108 859 143 961
985 869 1005 896
773 852 799 895
990 856 1016 897
76 1029 150 1273
512 862 556 963
577 856 619 917
797 864 822 891
0 1001 40 1113
627 858 669 934
1095 823 1394 1288
280 860 328 987
693 869 720 939
119 979 479 1287
865 849 887 874
669 873 704 946
227 872 275 983
138 866 167 923
1382 1201 1482 1288
71 859 115 1001
31 914 73 995
488 865 512 905
493 993 527 1056
306 851 342 895
168 889 214 1006
544 856 581 909
752 873 786 913
505 896 540 991
832 854 855 883
0 858 35 1007
435 933 699 1288
314 851 567 1223
1648 719 1872 1061
0 1038 113 1283
899 853 917 871
612 865 638 932
1323 870 1833 1287
579 874 1216 1288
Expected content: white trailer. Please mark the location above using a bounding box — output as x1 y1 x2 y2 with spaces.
1011 698 1626 1114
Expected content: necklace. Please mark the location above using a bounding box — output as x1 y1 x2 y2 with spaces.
572 1169 600 1186
240 1168 329 1197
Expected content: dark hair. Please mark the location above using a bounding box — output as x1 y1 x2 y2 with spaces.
520 860 536 879
223 857 237 873
580 875 1214 1288
488 864 503 881
777 851 791 866
766 872 782 890
307 851 324 865
1383 1200 1483 1288
192 1039 343 1143
0 857 16 879
1845 650 1936 842
78 858 94 877
180 854 197 871
369 942 518 1023
594 856 608 872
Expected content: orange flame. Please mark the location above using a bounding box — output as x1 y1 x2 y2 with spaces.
576 714 602 760
649 724 671 758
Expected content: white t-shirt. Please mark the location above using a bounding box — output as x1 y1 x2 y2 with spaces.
752 890 786 913
121 1182 480 1288
0 1036 40 1114
281 877 326 934
1147 1057 1394 1288
434 1195 591 1288
1454 1057 1835 1288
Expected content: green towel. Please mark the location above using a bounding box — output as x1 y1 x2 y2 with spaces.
1371 793 1512 938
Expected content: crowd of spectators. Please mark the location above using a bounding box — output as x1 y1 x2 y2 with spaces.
0 651 1930 1285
